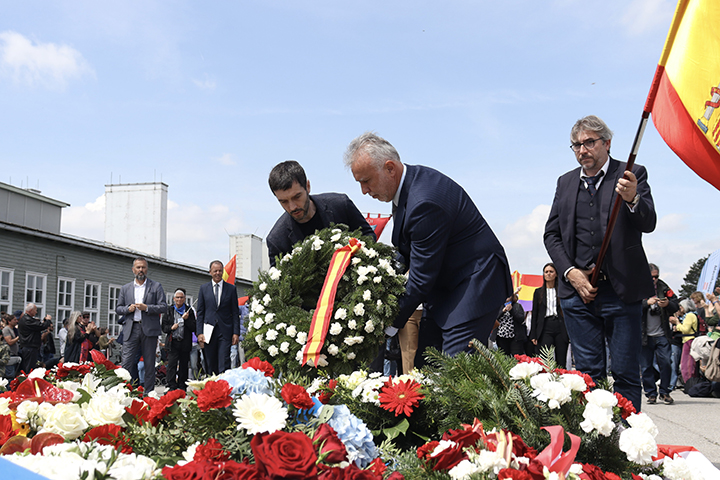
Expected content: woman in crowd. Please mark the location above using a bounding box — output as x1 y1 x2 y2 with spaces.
530 263 569 368
669 299 699 383
495 294 526 356
64 311 99 363
162 288 196 391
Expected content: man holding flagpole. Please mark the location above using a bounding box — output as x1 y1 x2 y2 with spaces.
544 115 657 412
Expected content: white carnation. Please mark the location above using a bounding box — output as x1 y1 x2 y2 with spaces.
509 362 544 380
268 345 279 357
265 313 275 323
329 322 342 335
334 308 347 320
259 282 267 291
331 233 341 242
347 352 356 360
353 303 365 316
296 331 308 344
253 318 264 329
348 319 357 330
585 389 618 408
373 276 382 283
328 344 339 356
626 412 659 437
344 336 364 346
262 294 272 305
266 329 278 341
268 267 282 280
579 403 615 436
559 373 588 392
312 237 324 251
286 325 297 337
352 257 361 265
532 381 572 409
619 427 657 464
364 320 375 333
363 290 372 301
280 342 290 353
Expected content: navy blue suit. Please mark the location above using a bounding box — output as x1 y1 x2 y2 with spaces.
392 164 512 356
196 281 239 374
544 157 656 412
266 193 376 266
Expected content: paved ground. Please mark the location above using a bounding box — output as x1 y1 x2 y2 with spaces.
641 390 720 468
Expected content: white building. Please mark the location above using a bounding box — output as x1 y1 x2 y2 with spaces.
229 234 268 282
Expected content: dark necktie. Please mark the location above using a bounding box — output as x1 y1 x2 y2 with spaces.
584 171 604 196
214 283 220 307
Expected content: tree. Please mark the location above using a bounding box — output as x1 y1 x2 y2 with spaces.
679 255 720 299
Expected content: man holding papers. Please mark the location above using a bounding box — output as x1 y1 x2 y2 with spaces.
196 260 240 374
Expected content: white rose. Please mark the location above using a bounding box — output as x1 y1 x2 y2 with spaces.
331 233 341 242
82 390 129 427
28 368 47 379
353 303 365 316
348 319 357 330
0 397 10 415
373 276 382 283
312 238 324 251
329 322 342 335
344 336 364 346
352 257 361 265
334 308 347 320
40 403 89 440
347 352 356 360
328 344 339 356
253 318 264 329
259 282 267 291
364 320 375 333
114 368 132 382
265 313 276 323
268 267 282 280
262 294 272 305
357 276 367 285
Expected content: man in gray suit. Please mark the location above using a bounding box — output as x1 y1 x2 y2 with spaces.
116 257 166 394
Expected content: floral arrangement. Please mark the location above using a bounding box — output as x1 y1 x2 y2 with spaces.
0 351 710 480
244 225 406 376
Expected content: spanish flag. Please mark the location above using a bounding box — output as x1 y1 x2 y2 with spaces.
648 0 720 190
222 255 237 285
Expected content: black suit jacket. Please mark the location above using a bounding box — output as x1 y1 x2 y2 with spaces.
543 158 656 303
196 281 240 340
162 304 197 352
266 193 376 266
530 286 563 342
392 164 512 329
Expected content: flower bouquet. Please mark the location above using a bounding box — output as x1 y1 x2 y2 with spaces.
244 225 406 377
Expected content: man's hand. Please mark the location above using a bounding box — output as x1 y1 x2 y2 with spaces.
135 303 148 312
182 312 189 320
616 171 638 203
567 268 597 303
531 339 538 345
44 314 52 321
657 298 669 308
232 334 239 346
128 304 136 313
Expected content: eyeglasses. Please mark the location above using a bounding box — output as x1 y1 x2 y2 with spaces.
570 137 603 152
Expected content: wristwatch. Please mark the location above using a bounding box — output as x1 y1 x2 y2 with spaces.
627 193 640 208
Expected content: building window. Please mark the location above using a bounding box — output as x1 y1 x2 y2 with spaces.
0 269 13 314
108 285 122 337
84 282 101 324
56 277 75 333
25 272 47 318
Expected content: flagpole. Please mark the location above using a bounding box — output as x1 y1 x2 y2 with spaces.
590 0 688 286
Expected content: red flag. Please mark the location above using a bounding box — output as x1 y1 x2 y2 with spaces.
222 255 236 284
648 0 720 190
365 213 392 238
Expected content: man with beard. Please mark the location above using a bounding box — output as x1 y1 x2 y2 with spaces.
266 160 376 267
544 115 656 412
116 257 166 394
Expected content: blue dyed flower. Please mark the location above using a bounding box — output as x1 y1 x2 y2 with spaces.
218 367 272 397
317 404 377 468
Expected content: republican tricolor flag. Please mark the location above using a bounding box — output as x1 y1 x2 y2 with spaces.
648 0 720 190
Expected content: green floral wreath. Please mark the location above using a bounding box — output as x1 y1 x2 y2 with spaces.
244 225 406 377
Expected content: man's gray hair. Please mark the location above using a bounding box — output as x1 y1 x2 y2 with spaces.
570 115 614 143
343 132 402 170
25 302 36 313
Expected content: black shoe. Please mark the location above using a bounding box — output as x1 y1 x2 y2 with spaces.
647 395 657 404
661 394 674 405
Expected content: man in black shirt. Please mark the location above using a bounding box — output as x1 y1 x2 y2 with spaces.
266 160 376 267
18 303 52 374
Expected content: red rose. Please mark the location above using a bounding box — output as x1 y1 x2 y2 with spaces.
282 383 315 410
313 423 348 464
194 380 233 412
252 430 319 479
243 357 275 377
442 427 480 449
367 457 386 476
524 459 546 480
498 468 533 480
318 379 337 404
416 441 439 460
195 438 231 462
430 442 466 471
216 459 264 480
318 464 380 480
161 461 209 480
510 434 538 459
579 463 606 480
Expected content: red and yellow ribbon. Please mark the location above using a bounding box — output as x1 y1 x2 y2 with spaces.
302 238 361 367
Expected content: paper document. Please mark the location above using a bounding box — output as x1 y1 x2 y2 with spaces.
203 323 214 343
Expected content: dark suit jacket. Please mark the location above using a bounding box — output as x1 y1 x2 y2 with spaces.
266 193 376 266
543 158 656 303
530 286 563 342
162 304 197 352
196 281 240 340
116 278 166 338
392 164 512 329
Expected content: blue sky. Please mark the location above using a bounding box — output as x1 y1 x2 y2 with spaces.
1 0 717 290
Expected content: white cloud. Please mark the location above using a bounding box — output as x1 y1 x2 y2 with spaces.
0 31 94 88
620 0 674 36
655 213 687 233
217 153 235 166
192 74 216 90
62 194 105 240
497 204 552 274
